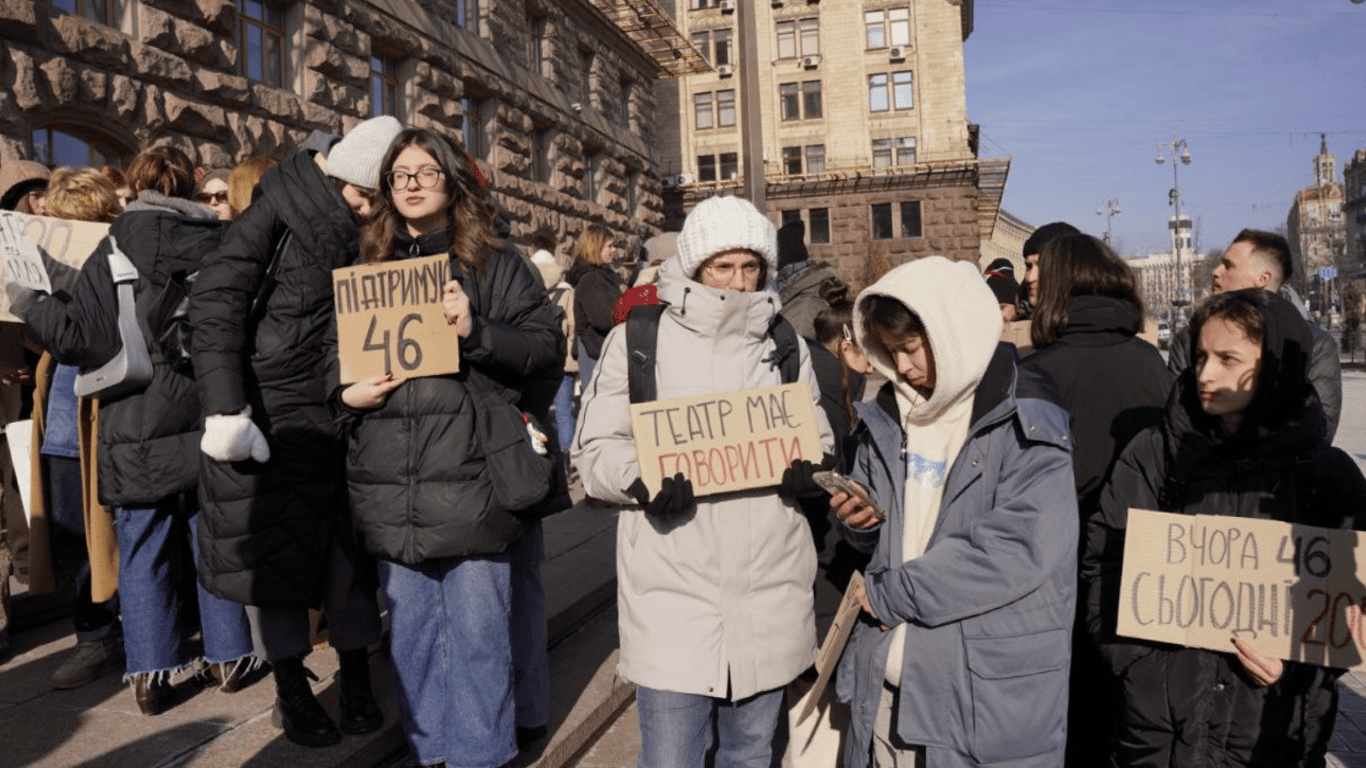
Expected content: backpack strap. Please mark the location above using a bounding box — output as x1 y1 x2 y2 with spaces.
625 304 665 404
766 314 801 384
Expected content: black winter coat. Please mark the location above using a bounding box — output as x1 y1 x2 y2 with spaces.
189 150 359 607
564 259 620 360
25 193 226 506
1082 291 1366 768
1021 296 1171 523
341 227 563 565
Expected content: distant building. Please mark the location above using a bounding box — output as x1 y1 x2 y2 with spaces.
1 0 697 248
655 0 1006 284
1127 233 1207 324
1344 149 1366 269
980 208 1032 278
1286 135 1346 309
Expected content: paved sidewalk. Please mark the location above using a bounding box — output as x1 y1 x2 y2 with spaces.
0 495 625 768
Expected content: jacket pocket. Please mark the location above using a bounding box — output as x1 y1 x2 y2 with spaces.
965 628 1068 763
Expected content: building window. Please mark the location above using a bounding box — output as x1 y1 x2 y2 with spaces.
456 0 478 33
690 0 719 8
895 136 916 166
580 49 595 106
370 55 399 117
809 208 830 244
779 80 822 121
781 145 825 176
619 76 633 126
241 0 285 88
865 7 910 50
699 152 739 182
806 144 825 173
776 18 820 59
782 146 802 175
717 90 735 126
584 151 600 202
900 201 922 238
872 136 916 167
869 71 913 113
695 90 735 130
51 0 121 26
32 126 123 168
529 16 547 77
692 28 733 66
719 152 738 181
872 203 893 240
781 209 802 227
698 154 717 182
694 93 713 130
532 129 550 183
692 30 711 63
462 96 486 160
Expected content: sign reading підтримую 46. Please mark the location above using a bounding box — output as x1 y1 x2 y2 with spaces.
333 254 461 383
1120 509 1366 670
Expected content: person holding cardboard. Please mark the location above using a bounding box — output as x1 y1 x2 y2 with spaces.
1083 289 1366 767
336 128 563 768
574 195 833 768
829 256 1078 768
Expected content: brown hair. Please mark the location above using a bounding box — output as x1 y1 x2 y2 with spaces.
1190 290 1267 357
44 166 123 224
228 156 277 216
1030 233 1144 349
98 165 126 190
860 293 927 345
124 145 196 200
573 224 614 267
1229 228 1293 288
359 129 497 270
813 275 858 423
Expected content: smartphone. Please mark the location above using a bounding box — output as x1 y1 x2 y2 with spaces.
813 471 886 521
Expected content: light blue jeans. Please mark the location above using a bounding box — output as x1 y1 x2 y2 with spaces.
551 373 576 453
636 685 787 768
380 553 516 768
115 499 254 678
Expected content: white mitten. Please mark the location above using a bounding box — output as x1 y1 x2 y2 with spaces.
201 406 271 463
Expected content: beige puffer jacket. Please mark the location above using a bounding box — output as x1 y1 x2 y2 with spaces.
574 255 832 700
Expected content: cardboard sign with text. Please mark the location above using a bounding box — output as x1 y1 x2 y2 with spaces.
1 211 108 321
630 382 822 498
1119 508 1366 670
333 254 460 383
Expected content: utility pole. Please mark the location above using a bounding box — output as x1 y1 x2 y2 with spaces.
737 0 765 212
1095 198 1121 246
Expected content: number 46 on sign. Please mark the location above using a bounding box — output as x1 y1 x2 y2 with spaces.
332 254 462 383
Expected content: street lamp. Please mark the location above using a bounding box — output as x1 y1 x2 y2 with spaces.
1156 132 1192 311
1095 198 1121 245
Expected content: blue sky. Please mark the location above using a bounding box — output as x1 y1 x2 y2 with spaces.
964 1 1366 256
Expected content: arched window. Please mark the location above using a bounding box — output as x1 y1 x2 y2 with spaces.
32 126 130 168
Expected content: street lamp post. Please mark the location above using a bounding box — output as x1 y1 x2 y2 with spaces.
1156 132 1192 313
1096 198 1121 245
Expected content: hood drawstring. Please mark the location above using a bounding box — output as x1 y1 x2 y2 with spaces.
679 286 690 317
408 239 421 258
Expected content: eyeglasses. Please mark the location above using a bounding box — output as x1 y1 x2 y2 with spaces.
386 167 445 189
704 261 762 280
198 191 229 205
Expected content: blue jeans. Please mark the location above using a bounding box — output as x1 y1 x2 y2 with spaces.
380 554 516 768
115 499 254 677
552 373 576 452
636 686 787 768
511 521 548 729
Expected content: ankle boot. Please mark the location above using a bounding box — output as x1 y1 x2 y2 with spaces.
337 648 383 734
271 656 341 747
132 673 173 716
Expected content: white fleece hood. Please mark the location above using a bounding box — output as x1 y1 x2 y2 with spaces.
854 256 1003 423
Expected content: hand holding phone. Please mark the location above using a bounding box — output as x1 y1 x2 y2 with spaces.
814 471 886 525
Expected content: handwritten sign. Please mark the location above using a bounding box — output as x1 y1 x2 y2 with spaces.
0 211 108 321
629 382 822 498
333 254 460 383
1119 508 1366 670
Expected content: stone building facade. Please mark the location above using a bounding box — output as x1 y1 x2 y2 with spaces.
979 207 1030 278
0 0 700 249
655 0 1005 286
1344 149 1366 270
1286 136 1346 306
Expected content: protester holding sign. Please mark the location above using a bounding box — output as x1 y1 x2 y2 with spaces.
188 116 401 746
1082 289 1366 767
575 195 833 768
335 128 563 768
8 146 257 716
829 256 1077 768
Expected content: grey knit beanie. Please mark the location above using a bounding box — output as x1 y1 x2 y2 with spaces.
327 116 403 190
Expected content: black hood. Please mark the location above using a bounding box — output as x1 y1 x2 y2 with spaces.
257 150 357 269
564 257 602 287
1167 289 1325 461
1055 295 1142 343
395 224 454 260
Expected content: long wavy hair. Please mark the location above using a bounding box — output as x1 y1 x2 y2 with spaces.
358 128 497 271
1030 233 1144 349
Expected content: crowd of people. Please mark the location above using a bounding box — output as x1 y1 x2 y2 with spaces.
0 117 1364 768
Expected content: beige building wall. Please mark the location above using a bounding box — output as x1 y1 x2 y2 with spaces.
1286 138 1346 301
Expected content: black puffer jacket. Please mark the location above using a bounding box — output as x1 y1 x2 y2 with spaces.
24 193 226 506
341 227 562 565
189 150 358 607
1082 290 1366 768
564 259 620 360
1021 296 1171 523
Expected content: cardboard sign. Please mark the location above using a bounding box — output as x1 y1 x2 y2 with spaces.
796 570 864 725
629 382 822 498
0 211 108 321
1001 319 1032 357
1119 508 1366 670
333 254 461 383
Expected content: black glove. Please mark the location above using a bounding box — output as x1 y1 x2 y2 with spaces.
779 459 826 500
628 473 696 521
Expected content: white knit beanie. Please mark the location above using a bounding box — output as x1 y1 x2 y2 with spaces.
676 196 777 278
327 116 403 189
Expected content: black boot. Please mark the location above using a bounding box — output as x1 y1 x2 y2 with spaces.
337 648 383 735
271 656 341 747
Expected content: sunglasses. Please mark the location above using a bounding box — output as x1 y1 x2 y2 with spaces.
198 191 229 205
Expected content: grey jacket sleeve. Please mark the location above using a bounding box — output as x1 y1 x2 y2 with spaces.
1309 324 1341 441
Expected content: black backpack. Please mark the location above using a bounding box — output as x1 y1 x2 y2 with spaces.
624 303 802 403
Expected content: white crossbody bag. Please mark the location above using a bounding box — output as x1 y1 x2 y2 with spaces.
73 237 153 399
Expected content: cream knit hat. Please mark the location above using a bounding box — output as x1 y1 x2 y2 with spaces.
676 195 777 278
327 116 403 190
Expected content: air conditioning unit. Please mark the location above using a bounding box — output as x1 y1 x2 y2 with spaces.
889 45 908 61
801 55 821 69
676 173 696 185
718 0 736 12
661 175 679 189
716 64 734 78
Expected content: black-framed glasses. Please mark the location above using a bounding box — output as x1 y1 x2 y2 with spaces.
386 167 445 189
197 191 229 205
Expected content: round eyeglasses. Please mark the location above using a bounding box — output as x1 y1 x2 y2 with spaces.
386 167 445 189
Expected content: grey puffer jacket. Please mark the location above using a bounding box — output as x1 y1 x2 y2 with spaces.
835 349 1077 768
